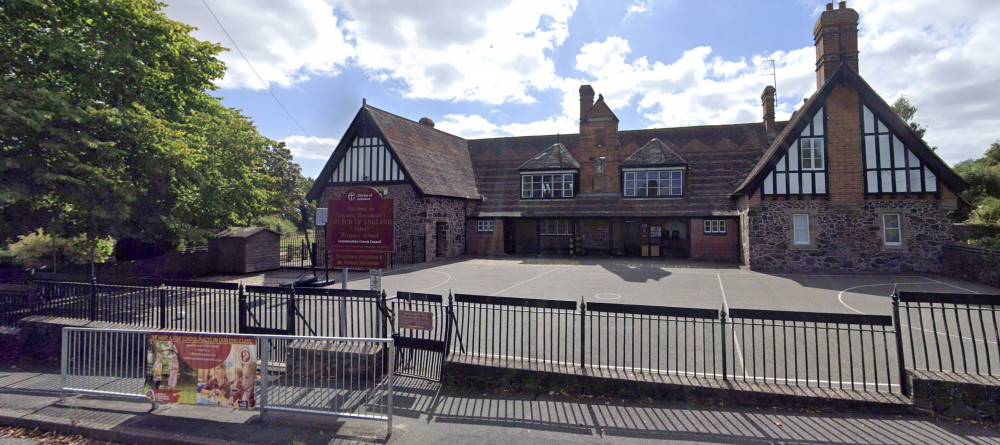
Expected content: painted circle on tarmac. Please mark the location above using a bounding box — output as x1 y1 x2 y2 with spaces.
595 293 621 300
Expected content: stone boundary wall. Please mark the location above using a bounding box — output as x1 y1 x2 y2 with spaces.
908 370 1000 422
748 200 954 272
940 243 1000 288
953 223 1000 242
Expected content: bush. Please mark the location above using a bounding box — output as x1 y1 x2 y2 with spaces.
1 229 114 268
255 215 299 234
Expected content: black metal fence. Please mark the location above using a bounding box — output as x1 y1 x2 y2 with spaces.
279 233 314 268
894 291 1000 377
389 292 450 380
451 294 578 370
584 303 722 379
0 284 31 329
726 309 897 393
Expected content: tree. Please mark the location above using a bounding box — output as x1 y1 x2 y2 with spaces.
0 0 306 248
954 141 1000 227
889 96 936 150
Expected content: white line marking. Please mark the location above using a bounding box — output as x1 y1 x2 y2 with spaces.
836 282 928 315
902 323 999 346
920 276 982 294
717 273 745 375
417 270 452 292
491 267 561 296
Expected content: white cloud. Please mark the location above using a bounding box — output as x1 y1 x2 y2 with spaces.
162 0 353 90
339 0 577 104
436 114 502 139
282 135 339 160
623 0 653 21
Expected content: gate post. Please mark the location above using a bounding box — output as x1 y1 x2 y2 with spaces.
720 305 728 382
580 299 586 371
380 290 389 339
238 284 247 334
891 290 910 396
443 292 454 358
89 274 97 321
158 285 167 330
287 285 296 336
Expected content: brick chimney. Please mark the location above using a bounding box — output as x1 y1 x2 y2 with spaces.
814 1 859 89
579 84 595 122
761 85 776 138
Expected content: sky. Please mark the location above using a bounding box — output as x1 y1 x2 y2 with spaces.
160 0 1000 180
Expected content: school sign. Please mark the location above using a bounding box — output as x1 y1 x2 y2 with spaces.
327 186 394 269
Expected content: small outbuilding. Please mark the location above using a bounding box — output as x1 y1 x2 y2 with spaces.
209 227 281 274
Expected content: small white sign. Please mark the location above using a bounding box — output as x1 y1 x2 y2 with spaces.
315 208 328 226
369 269 382 292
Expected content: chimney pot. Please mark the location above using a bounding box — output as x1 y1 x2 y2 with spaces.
579 84 596 123
761 86 776 138
826 2 833 10
814 2 859 89
418 117 435 128
838 1 846 9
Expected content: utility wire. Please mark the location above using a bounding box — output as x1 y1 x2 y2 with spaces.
201 0 313 137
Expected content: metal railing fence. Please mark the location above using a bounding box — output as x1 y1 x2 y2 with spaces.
388 292 450 380
0 284 31 329
59 327 394 435
451 294 578 370
584 302 722 379
726 308 897 393
895 291 1000 377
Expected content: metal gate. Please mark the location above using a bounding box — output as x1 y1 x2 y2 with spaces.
387 292 453 380
240 285 293 336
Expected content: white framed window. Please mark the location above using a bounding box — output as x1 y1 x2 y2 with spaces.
623 169 683 197
703 220 726 234
477 220 494 233
882 213 902 246
792 214 811 245
521 173 574 199
800 138 825 170
540 220 571 236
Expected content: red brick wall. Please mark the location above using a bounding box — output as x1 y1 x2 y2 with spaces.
467 219 504 255
825 83 864 204
690 218 738 262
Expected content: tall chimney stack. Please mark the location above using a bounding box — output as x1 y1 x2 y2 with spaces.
579 84 595 122
814 1 859 89
761 85 776 138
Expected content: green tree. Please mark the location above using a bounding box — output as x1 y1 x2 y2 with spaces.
0 0 307 248
954 141 1000 227
890 96 928 140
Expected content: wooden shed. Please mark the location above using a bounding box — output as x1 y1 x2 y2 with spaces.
209 227 281 274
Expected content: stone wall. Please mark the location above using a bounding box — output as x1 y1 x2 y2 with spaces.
940 243 1000 288
953 223 1000 242
748 199 956 272
316 183 469 264
908 370 1000 421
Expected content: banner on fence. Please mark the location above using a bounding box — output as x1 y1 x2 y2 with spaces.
144 333 257 409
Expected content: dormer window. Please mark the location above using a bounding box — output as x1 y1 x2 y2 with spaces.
623 169 683 197
521 172 575 199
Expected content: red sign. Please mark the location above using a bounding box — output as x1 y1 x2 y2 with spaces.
327 186 394 268
398 310 434 331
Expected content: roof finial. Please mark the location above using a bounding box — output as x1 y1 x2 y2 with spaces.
556 133 560 143
362 98 367 107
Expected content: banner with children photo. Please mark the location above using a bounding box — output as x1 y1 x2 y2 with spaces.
145 333 257 409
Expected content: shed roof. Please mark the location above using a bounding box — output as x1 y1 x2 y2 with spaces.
215 227 280 238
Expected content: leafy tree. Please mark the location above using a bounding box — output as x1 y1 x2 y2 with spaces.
1 229 113 269
890 96 928 140
0 0 307 248
954 141 1000 228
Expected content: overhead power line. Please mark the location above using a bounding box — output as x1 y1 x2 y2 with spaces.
200 0 313 137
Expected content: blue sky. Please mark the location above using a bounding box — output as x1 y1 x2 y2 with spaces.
161 0 1000 179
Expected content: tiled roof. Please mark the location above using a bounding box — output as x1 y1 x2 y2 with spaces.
517 143 580 171
365 106 481 199
468 123 778 218
623 138 688 167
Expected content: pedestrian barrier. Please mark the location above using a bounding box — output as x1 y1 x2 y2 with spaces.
59 327 394 436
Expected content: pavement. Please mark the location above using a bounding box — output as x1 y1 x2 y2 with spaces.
2 360 1000 445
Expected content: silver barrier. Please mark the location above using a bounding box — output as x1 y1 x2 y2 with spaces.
60 328 394 435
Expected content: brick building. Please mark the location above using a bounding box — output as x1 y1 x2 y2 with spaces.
306 2 968 272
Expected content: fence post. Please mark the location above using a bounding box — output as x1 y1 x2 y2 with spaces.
89 274 97 322
238 284 247 334
580 299 586 371
287 285 296 336
720 305 728 382
28 268 37 315
380 290 389 339
260 336 269 422
443 291 454 358
891 290 910 396
158 285 167 330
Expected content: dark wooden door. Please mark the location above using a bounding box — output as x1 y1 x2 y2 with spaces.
623 221 642 256
435 222 447 257
503 219 516 254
